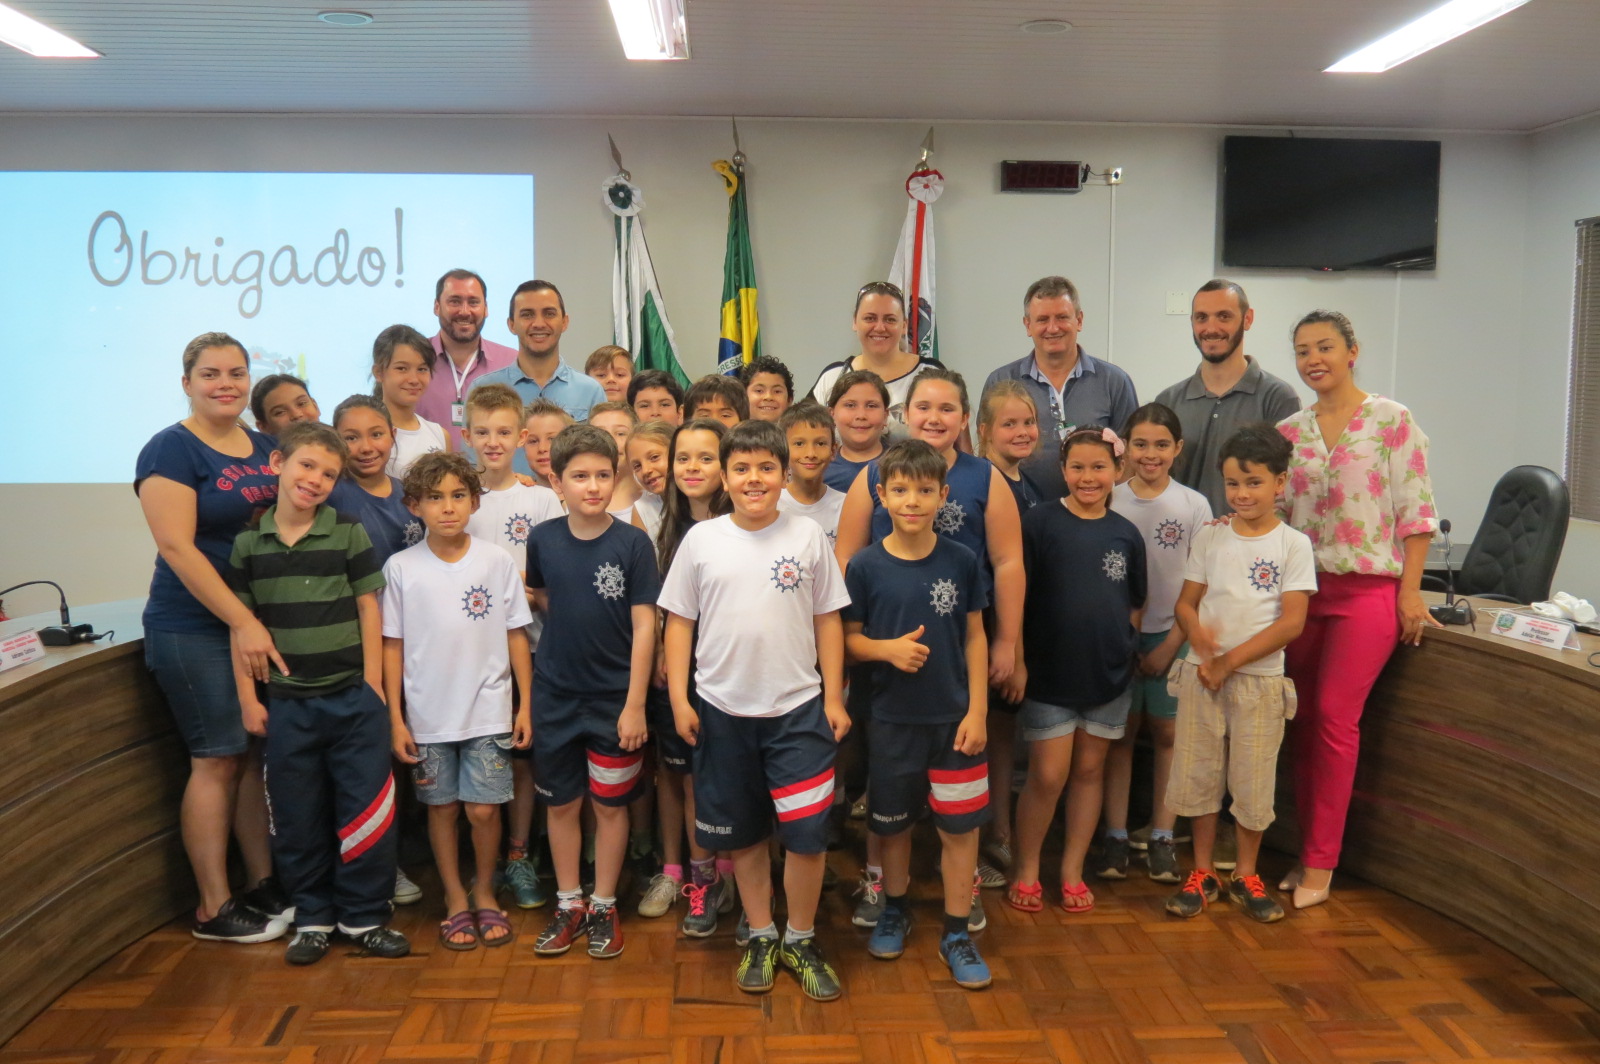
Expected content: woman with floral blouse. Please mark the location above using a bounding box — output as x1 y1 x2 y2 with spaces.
1274 310 1438 910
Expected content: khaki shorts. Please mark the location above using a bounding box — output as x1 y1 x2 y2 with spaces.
1163 661 1297 832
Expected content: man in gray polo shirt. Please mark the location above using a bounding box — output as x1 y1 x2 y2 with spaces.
1153 279 1301 516
982 275 1138 501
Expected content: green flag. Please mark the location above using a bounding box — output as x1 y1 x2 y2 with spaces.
714 157 760 375
605 174 689 387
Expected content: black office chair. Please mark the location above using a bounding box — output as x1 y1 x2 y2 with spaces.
1424 465 1570 605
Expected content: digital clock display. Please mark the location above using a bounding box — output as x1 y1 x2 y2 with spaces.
1000 160 1086 194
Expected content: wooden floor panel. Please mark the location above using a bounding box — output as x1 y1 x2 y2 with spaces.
7 842 1600 1064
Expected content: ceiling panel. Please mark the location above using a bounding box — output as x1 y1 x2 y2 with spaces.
0 0 1593 131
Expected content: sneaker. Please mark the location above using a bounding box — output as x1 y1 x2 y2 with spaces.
867 906 909 959
350 926 411 958
1095 836 1130 880
239 876 294 922
193 898 289 944
534 905 588 955
968 876 988 933
940 931 992 990
981 838 1013 872
850 870 885 928
1146 836 1181 884
734 934 778 993
975 861 1008 889
637 873 680 918
849 796 868 820
393 869 423 906
1129 821 1192 850
1165 869 1221 919
734 910 751 947
503 857 548 910
1227 874 1286 923
680 877 723 937
285 930 330 965
779 937 842 1002
1214 823 1238 872
586 904 624 958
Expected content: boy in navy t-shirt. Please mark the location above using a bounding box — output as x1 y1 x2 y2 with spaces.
842 440 993 990
525 424 660 961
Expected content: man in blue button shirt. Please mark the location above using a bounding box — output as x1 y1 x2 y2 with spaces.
982 276 1138 502
476 280 607 475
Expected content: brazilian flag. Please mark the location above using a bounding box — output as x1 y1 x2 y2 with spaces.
714 157 760 375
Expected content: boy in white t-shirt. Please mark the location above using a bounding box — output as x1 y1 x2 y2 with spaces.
460 382 564 910
658 420 852 1002
776 401 847 548
1166 426 1315 924
383 453 533 951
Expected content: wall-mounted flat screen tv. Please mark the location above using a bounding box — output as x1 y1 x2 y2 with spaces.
1220 136 1441 270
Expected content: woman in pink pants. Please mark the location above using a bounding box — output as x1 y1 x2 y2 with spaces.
1275 310 1438 910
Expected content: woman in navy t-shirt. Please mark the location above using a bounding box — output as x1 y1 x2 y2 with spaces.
135 332 289 945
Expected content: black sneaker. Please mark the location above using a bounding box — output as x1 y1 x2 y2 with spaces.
1165 869 1221 919
734 935 779 993
1227 874 1286 923
1146 836 1181 884
239 876 295 921
586 904 624 959
778 937 842 1002
284 930 330 965
1095 837 1130 880
350 926 412 958
193 898 289 944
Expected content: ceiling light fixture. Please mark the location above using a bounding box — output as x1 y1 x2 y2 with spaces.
1325 0 1530 73
607 0 689 61
0 1 98 58
1020 19 1073 35
317 11 374 26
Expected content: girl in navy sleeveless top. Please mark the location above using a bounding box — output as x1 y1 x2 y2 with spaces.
329 394 423 565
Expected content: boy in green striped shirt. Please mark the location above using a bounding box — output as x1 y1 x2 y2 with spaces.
228 421 410 966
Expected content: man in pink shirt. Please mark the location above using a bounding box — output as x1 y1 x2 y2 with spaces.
419 269 518 430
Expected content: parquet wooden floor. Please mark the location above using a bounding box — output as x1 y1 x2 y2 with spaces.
6 834 1600 1064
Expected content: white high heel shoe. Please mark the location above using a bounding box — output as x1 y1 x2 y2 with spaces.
1293 873 1332 910
1278 866 1303 892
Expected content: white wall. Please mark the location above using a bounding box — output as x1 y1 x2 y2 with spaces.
1523 115 1600 603
0 114 1576 611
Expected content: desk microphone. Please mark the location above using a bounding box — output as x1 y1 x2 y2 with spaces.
0 580 98 645
1428 519 1470 625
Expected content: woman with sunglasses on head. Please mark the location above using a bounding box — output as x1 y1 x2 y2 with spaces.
809 281 941 444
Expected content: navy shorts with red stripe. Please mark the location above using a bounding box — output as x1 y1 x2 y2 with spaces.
531 682 645 807
690 694 838 854
866 718 992 837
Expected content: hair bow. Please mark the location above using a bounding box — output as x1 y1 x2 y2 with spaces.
1101 426 1125 458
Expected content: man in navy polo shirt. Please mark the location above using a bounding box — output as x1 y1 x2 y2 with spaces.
982 276 1138 502
476 279 606 476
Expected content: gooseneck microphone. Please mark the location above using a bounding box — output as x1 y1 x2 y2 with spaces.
0 580 98 645
1428 519 1469 625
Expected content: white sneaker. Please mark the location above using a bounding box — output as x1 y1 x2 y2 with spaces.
394 868 423 906
637 873 679 918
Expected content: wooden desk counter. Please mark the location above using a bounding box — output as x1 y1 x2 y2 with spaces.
1271 596 1600 1007
0 599 190 1044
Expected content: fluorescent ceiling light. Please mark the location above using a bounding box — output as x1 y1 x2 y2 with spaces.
607 0 689 61
0 1 99 58
1325 0 1529 73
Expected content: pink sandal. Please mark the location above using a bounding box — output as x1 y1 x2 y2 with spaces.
1061 881 1096 913
1007 881 1044 913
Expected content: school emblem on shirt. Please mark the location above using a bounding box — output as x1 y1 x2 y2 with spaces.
461 585 494 620
934 500 966 535
1248 558 1281 592
594 562 626 601
1154 519 1185 550
503 513 534 545
402 520 424 546
1102 550 1127 582
930 578 959 616
770 556 804 592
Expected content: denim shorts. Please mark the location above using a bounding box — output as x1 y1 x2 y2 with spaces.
413 734 515 805
144 626 250 757
1021 687 1133 742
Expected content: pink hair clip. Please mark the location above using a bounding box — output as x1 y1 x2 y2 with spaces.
1101 426 1125 458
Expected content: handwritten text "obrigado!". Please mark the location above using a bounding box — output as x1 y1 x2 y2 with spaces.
87 208 406 319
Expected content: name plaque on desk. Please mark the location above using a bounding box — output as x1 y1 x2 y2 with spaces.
0 630 45 673
1491 611 1581 651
